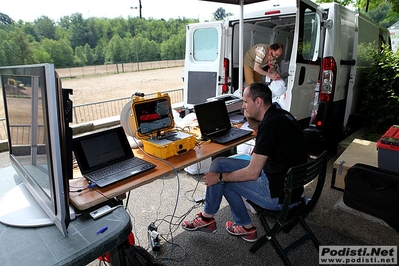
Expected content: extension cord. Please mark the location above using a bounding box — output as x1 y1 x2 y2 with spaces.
148 223 161 251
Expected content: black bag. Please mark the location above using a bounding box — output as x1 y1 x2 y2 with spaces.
343 163 399 232
125 245 166 266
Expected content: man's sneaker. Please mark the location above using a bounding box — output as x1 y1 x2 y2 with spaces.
225 221 257 242
182 212 217 233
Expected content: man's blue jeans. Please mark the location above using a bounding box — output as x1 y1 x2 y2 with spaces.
204 157 282 226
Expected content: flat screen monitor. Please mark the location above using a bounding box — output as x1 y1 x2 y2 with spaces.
0 64 72 236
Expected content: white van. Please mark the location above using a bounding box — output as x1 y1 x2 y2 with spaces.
183 0 391 151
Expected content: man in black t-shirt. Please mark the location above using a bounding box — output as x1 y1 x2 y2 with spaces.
182 82 307 243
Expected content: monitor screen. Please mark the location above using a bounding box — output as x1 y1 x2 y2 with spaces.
0 64 72 236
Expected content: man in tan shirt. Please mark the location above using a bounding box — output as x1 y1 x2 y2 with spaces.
243 43 283 85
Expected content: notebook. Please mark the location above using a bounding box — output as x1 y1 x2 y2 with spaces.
194 100 253 144
73 126 156 187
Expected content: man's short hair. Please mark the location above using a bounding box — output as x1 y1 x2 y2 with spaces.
248 82 272 105
270 43 283 51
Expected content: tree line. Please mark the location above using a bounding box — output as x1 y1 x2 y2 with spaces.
0 1 398 69
0 13 198 68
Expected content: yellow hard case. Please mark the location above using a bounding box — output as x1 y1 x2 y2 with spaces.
128 92 197 159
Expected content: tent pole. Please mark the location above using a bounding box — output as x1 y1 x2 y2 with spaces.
238 0 244 94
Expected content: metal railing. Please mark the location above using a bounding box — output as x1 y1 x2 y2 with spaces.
72 88 183 124
8 124 45 145
0 118 6 140
56 60 184 79
0 88 184 142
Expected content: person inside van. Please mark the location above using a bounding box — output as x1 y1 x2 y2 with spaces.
243 43 283 86
181 82 307 242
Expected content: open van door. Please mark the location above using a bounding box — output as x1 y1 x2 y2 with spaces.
183 21 225 108
344 14 360 129
285 0 326 126
344 13 382 131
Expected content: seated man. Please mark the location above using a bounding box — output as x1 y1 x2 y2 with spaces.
182 82 307 242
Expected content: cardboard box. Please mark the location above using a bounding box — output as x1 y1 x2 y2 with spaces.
377 125 399 173
332 139 378 190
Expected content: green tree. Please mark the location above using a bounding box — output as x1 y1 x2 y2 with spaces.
0 11 196 67
41 38 74 67
367 3 399 28
160 32 185 60
0 12 14 26
213 7 233 21
93 40 106 65
20 22 36 40
33 48 53 63
360 45 399 138
147 19 168 43
139 38 160 61
0 29 9 66
34 16 56 41
10 28 35 65
74 46 87 66
0 48 7 66
122 33 135 63
55 25 70 40
69 13 88 49
316 0 353 6
110 17 129 39
316 0 399 27
84 43 94 65
105 34 124 63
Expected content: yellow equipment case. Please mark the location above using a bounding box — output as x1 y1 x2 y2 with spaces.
126 92 197 159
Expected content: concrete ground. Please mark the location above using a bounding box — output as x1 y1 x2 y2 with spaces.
1 130 398 266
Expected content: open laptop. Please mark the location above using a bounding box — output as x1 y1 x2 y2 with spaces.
194 100 253 144
73 126 156 187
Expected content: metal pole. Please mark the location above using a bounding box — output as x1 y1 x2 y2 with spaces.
238 0 244 93
139 0 142 18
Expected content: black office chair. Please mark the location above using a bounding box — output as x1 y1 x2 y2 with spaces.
247 150 327 266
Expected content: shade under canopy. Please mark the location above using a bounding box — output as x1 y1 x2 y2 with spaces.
199 0 265 4
199 0 270 91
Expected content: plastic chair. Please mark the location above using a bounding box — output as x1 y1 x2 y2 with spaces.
247 150 328 266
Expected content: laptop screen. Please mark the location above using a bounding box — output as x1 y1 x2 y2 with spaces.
194 100 231 137
73 126 134 174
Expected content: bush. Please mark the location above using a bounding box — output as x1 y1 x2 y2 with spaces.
359 45 399 141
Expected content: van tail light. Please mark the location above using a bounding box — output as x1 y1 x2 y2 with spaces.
264 10 281 15
319 57 337 102
222 58 229 93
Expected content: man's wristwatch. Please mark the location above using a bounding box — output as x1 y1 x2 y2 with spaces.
219 173 225 184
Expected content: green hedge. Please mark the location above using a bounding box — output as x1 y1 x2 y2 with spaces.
359 45 399 141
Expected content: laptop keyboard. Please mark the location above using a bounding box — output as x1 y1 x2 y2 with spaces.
211 127 252 143
89 158 153 181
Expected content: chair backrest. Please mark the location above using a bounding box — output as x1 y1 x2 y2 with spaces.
279 150 328 222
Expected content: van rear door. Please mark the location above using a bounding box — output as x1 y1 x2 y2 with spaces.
344 14 360 128
183 21 225 108
285 0 325 126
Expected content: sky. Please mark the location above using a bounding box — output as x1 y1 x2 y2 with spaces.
1 0 247 23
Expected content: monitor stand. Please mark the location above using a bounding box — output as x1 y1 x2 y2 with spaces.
0 183 53 227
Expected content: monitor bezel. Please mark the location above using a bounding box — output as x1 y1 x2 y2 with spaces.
0 63 70 236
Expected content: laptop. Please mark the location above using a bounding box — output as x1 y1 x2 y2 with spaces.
73 126 156 187
194 100 253 144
